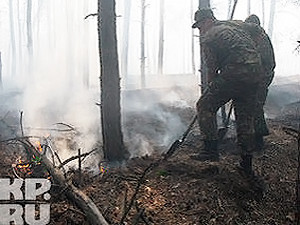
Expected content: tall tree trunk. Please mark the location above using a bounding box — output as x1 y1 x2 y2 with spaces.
230 0 238 20
98 0 128 162
17 0 23 78
140 0 146 88
121 0 131 87
157 0 164 75
9 0 17 77
268 0 276 39
198 0 210 94
191 0 196 75
198 0 210 10
27 0 33 78
247 0 251 16
66 0 75 86
261 0 265 27
0 52 2 90
83 0 90 88
227 0 232 19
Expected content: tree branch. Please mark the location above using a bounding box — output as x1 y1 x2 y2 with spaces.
58 148 97 169
85 13 98 20
16 139 109 225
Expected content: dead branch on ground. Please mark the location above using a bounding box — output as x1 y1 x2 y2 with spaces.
135 203 151 225
53 122 75 131
58 148 97 169
132 208 145 225
119 115 200 223
13 138 109 225
0 136 41 143
119 161 159 225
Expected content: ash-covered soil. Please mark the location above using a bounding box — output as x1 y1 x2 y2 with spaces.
0 86 299 225
81 119 298 225
0 117 298 225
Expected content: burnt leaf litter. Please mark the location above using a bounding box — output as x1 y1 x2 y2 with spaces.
0 104 299 225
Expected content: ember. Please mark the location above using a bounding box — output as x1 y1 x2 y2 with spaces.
13 149 45 179
100 164 108 174
36 141 43 153
16 159 31 174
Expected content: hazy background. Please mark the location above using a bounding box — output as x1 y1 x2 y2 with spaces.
0 0 299 159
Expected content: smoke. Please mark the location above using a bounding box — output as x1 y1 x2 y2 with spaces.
0 77 101 168
1 0 299 170
122 86 197 157
0 0 199 169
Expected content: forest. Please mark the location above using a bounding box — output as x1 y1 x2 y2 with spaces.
0 0 300 224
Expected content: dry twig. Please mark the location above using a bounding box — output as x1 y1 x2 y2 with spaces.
135 203 151 225
84 13 98 19
58 148 97 169
119 161 159 225
78 149 82 186
132 208 145 225
20 111 24 137
17 138 109 225
0 136 41 143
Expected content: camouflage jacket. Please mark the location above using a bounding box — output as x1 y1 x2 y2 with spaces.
201 22 262 82
224 20 276 73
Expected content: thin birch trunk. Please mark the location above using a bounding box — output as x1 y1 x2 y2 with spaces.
140 0 146 88
268 0 276 39
27 0 33 78
227 0 232 19
261 0 265 27
198 0 211 94
247 0 251 16
157 0 164 75
9 0 17 77
191 0 196 75
121 0 131 86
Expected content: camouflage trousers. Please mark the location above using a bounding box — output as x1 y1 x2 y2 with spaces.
196 68 261 155
254 70 274 137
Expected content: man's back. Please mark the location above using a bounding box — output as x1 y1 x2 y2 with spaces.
202 22 261 74
222 20 275 74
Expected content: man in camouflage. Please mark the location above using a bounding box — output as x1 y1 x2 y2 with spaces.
219 14 276 152
244 15 276 152
191 9 264 175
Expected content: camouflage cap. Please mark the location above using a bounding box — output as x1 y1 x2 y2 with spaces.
245 14 261 26
192 9 216 28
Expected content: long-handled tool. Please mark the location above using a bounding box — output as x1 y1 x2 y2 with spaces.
164 102 234 160
163 115 197 159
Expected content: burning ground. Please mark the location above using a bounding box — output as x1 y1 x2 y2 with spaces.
0 83 299 224
0 114 298 224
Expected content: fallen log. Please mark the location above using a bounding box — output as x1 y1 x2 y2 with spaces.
20 139 110 225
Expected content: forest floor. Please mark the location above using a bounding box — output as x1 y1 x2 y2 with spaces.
0 109 299 225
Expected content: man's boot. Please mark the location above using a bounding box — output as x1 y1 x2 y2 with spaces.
239 154 254 176
190 140 219 161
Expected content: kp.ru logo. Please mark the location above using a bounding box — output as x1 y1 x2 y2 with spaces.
0 178 51 225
